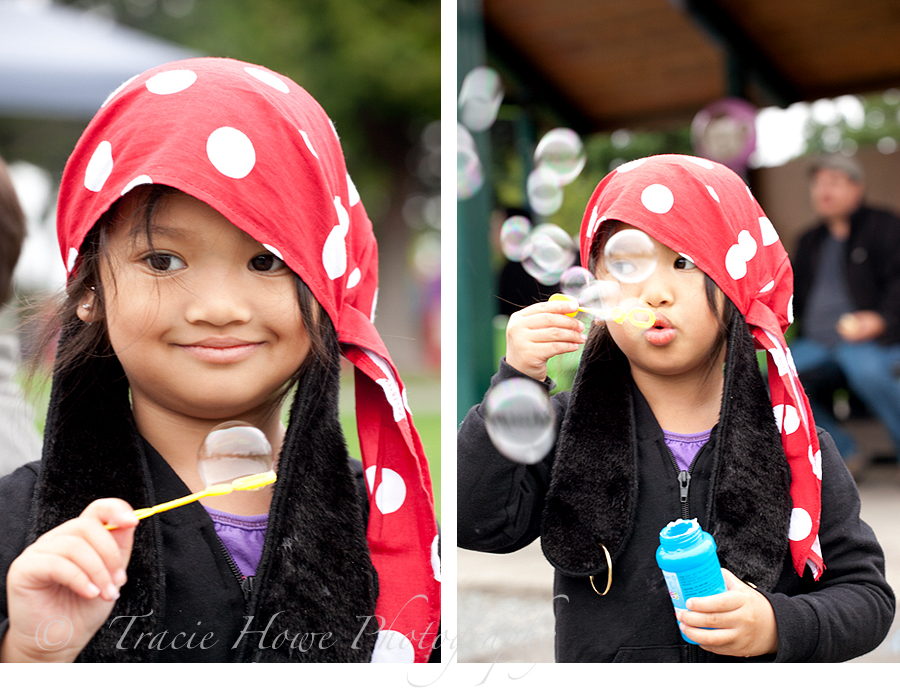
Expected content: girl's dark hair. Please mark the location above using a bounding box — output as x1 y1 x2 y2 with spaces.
584 219 735 370
29 185 335 403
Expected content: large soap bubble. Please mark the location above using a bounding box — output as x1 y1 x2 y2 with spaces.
499 215 532 261
484 378 556 464
522 223 576 285
107 421 275 528
526 167 564 217
534 128 586 186
603 228 658 283
458 66 504 132
197 421 274 488
457 123 484 200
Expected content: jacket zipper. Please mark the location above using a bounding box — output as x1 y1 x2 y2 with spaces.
666 447 699 662
667 448 692 521
218 538 254 605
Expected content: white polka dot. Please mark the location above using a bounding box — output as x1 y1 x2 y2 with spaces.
84 141 113 192
787 294 795 324
364 348 406 421
347 267 362 289
102 75 137 107
66 247 79 273
681 155 715 169
206 127 256 179
811 535 822 559
789 508 813 541
616 158 646 173
322 196 350 279
705 185 720 202
680 253 695 265
809 445 822 480
370 630 414 663
347 173 361 206
773 404 800 434
768 346 789 377
725 229 758 280
263 244 283 260
758 280 774 294
145 69 197 95
365 466 407 514
370 287 379 322
759 217 779 246
641 184 674 214
121 175 152 196
299 130 319 159
244 66 289 93
431 535 441 582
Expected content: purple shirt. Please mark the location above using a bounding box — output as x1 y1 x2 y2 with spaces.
204 507 268 578
662 428 711 472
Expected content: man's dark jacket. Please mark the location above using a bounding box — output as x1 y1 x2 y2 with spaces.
792 204 900 344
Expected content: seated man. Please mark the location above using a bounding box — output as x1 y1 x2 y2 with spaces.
790 154 900 478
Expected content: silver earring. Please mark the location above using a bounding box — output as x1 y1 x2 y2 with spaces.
82 303 92 310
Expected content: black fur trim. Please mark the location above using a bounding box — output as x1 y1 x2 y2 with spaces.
541 334 639 578
29 324 378 662
707 310 791 590
540 313 791 589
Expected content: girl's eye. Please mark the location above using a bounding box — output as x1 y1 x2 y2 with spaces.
249 253 286 273
143 253 185 272
675 255 696 270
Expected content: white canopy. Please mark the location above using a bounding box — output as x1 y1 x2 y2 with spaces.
0 0 196 119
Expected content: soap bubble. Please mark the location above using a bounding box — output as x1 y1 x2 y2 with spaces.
603 228 658 283
198 421 273 488
559 266 594 299
484 378 556 464
458 66 504 132
526 167 564 217
500 215 532 261
522 223 576 285
534 128 586 186
578 279 621 314
457 123 484 200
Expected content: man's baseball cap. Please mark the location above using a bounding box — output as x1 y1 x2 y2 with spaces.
809 153 865 183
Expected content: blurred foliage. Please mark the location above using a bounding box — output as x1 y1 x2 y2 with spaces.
488 104 692 252
24 0 441 234
804 90 900 157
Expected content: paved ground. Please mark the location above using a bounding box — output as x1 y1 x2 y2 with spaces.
457 460 900 663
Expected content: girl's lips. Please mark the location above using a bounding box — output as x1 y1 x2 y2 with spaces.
178 340 263 364
645 313 675 346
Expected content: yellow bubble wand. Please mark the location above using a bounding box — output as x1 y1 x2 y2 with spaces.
549 293 656 329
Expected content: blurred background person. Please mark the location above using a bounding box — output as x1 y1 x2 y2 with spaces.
0 155 42 477
789 154 900 478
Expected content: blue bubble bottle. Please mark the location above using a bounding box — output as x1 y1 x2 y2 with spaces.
656 518 727 644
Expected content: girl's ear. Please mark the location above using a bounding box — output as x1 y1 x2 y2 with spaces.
76 290 98 323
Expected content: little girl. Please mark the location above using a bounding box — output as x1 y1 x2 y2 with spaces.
0 58 439 663
458 154 894 662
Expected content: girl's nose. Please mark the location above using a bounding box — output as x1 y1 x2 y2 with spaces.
184 273 253 326
638 267 674 307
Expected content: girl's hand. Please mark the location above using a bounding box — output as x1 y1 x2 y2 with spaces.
675 569 778 658
505 300 587 382
1 499 138 663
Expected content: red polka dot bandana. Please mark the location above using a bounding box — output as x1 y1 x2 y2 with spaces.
580 154 824 581
56 57 440 659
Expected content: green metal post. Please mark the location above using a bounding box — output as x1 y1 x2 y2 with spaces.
457 0 497 422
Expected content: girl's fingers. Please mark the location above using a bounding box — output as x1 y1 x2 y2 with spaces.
23 551 113 602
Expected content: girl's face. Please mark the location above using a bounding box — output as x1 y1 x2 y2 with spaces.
597 226 725 382
81 192 310 424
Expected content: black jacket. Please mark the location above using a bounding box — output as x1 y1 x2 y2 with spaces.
0 324 385 663
458 356 894 662
792 204 900 344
